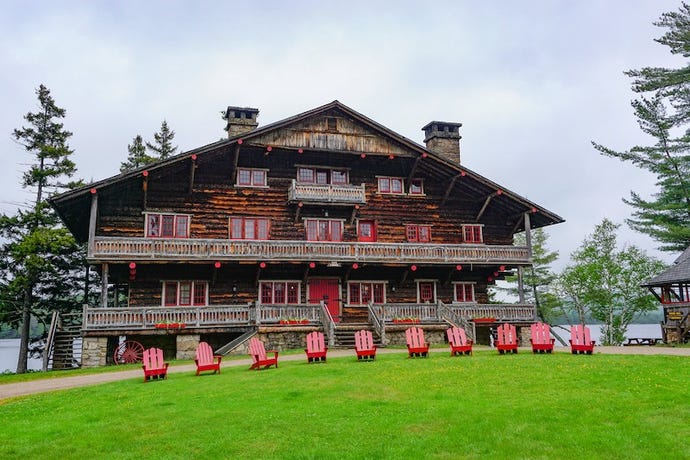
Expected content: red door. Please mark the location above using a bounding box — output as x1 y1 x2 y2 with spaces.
358 220 376 242
308 279 341 322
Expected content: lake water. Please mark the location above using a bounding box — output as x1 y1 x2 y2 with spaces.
0 339 43 373
552 323 662 344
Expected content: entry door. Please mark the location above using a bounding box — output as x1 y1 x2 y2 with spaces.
358 220 377 242
308 279 341 322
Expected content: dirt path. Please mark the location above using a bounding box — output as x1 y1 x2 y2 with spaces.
1 346 688 401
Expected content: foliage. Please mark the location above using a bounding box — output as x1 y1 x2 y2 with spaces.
1 85 89 373
145 120 178 160
555 219 666 345
119 134 156 172
0 352 688 458
593 3 690 252
502 229 560 322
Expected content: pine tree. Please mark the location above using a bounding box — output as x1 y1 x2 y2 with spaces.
146 120 178 160
1 85 87 373
120 134 156 172
593 3 690 252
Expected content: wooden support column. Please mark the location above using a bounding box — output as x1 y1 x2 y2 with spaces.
441 175 460 206
188 154 198 194
476 193 495 222
524 212 532 253
406 156 422 189
142 173 149 210
517 266 525 303
230 143 241 179
100 263 109 308
88 190 98 258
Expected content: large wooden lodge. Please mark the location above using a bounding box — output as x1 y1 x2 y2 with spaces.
50 101 563 367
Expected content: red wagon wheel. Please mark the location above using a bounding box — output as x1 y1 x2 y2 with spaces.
114 340 145 364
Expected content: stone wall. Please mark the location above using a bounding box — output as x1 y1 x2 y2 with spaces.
176 334 200 360
384 326 447 347
82 337 108 368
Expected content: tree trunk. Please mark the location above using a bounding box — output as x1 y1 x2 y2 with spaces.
16 288 31 374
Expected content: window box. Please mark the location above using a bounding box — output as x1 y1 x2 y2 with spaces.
471 317 496 323
154 322 187 329
393 318 420 324
279 319 309 325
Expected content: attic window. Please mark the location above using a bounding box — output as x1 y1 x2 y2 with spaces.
327 117 338 132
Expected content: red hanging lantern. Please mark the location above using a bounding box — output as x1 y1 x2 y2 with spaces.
352 263 359 270
309 262 316 269
128 262 137 280
411 265 417 271
456 265 462 271
214 261 221 269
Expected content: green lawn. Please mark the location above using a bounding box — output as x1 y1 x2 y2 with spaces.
1 351 688 459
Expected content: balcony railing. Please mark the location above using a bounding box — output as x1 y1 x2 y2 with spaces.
91 237 530 264
82 302 537 332
287 180 366 205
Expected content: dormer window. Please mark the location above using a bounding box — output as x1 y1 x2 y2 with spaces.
378 176 404 194
409 179 424 195
297 167 349 185
237 168 267 187
462 225 484 243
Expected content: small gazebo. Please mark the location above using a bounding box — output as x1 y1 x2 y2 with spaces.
642 247 690 343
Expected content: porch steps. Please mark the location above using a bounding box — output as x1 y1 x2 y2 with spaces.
216 329 257 356
45 312 83 370
331 323 382 348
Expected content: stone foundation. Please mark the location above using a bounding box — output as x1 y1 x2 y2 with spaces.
384 326 447 347
176 334 200 360
82 337 108 368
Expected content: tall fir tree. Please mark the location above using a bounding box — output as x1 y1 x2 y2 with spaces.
146 120 178 160
120 134 156 172
1 85 87 373
593 3 690 252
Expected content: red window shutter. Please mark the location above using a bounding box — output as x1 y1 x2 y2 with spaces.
406 225 418 242
349 284 361 304
193 282 207 306
260 283 273 304
164 282 178 306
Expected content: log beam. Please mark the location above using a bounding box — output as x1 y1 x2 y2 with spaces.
441 175 460 206
476 192 497 222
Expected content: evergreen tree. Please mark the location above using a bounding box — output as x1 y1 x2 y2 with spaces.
555 219 665 345
146 120 178 160
502 229 560 323
1 85 87 373
120 134 156 172
593 3 690 252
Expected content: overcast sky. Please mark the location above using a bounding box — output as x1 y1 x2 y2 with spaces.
0 1 685 270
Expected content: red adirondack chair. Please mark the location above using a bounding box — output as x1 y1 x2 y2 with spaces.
248 337 279 370
194 341 222 376
496 323 518 354
570 324 595 354
405 327 430 358
447 326 473 356
354 329 376 361
305 331 328 363
530 322 555 354
142 347 169 382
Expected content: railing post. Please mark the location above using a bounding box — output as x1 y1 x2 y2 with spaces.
255 301 261 326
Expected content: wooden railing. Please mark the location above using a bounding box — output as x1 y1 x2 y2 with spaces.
320 301 336 346
367 303 386 344
288 180 366 204
255 303 321 324
449 304 537 321
438 302 475 341
371 303 441 323
91 237 530 264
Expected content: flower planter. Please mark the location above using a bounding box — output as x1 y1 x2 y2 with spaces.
471 318 496 323
279 320 309 325
393 319 420 324
154 323 186 329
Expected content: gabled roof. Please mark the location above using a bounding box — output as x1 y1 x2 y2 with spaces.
50 100 564 240
643 246 690 286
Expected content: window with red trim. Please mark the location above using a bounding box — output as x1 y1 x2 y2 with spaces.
409 179 424 195
260 281 300 304
378 176 404 194
418 282 435 303
454 283 475 303
406 225 431 242
162 281 207 306
463 225 483 243
297 167 348 185
348 282 385 304
147 214 189 238
230 217 270 240
237 168 267 187
305 219 342 241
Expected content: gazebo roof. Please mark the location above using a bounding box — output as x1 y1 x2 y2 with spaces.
642 246 690 287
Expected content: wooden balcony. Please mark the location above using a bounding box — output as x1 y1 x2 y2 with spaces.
287 180 366 205
90 237 530 264
82 303 536 332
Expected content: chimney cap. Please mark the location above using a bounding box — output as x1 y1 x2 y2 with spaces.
422 121 462 143
223 106 259 120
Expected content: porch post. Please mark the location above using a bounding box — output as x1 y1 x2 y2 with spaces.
88 191 98 258
101 263 108 308
524 212 532 254
255 301 261 326
517 266 525 303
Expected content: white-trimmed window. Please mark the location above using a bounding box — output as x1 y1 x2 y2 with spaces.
409 179 424 195
416 280 437 303
406 224 431 243
146 213 190 238
348 282 386 304
236 168 268 187
297 167 349 185
462 225 484 243
377 176 404 194
163 281 207 306
305 219 343 242
453 282 475 303
230 217 270 240
260 281 300 304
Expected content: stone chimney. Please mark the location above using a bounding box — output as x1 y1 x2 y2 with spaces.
224 106 259 138
422 121 462 164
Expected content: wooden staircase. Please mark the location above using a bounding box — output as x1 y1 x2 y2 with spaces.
332 323 383 348
44 312 82 370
